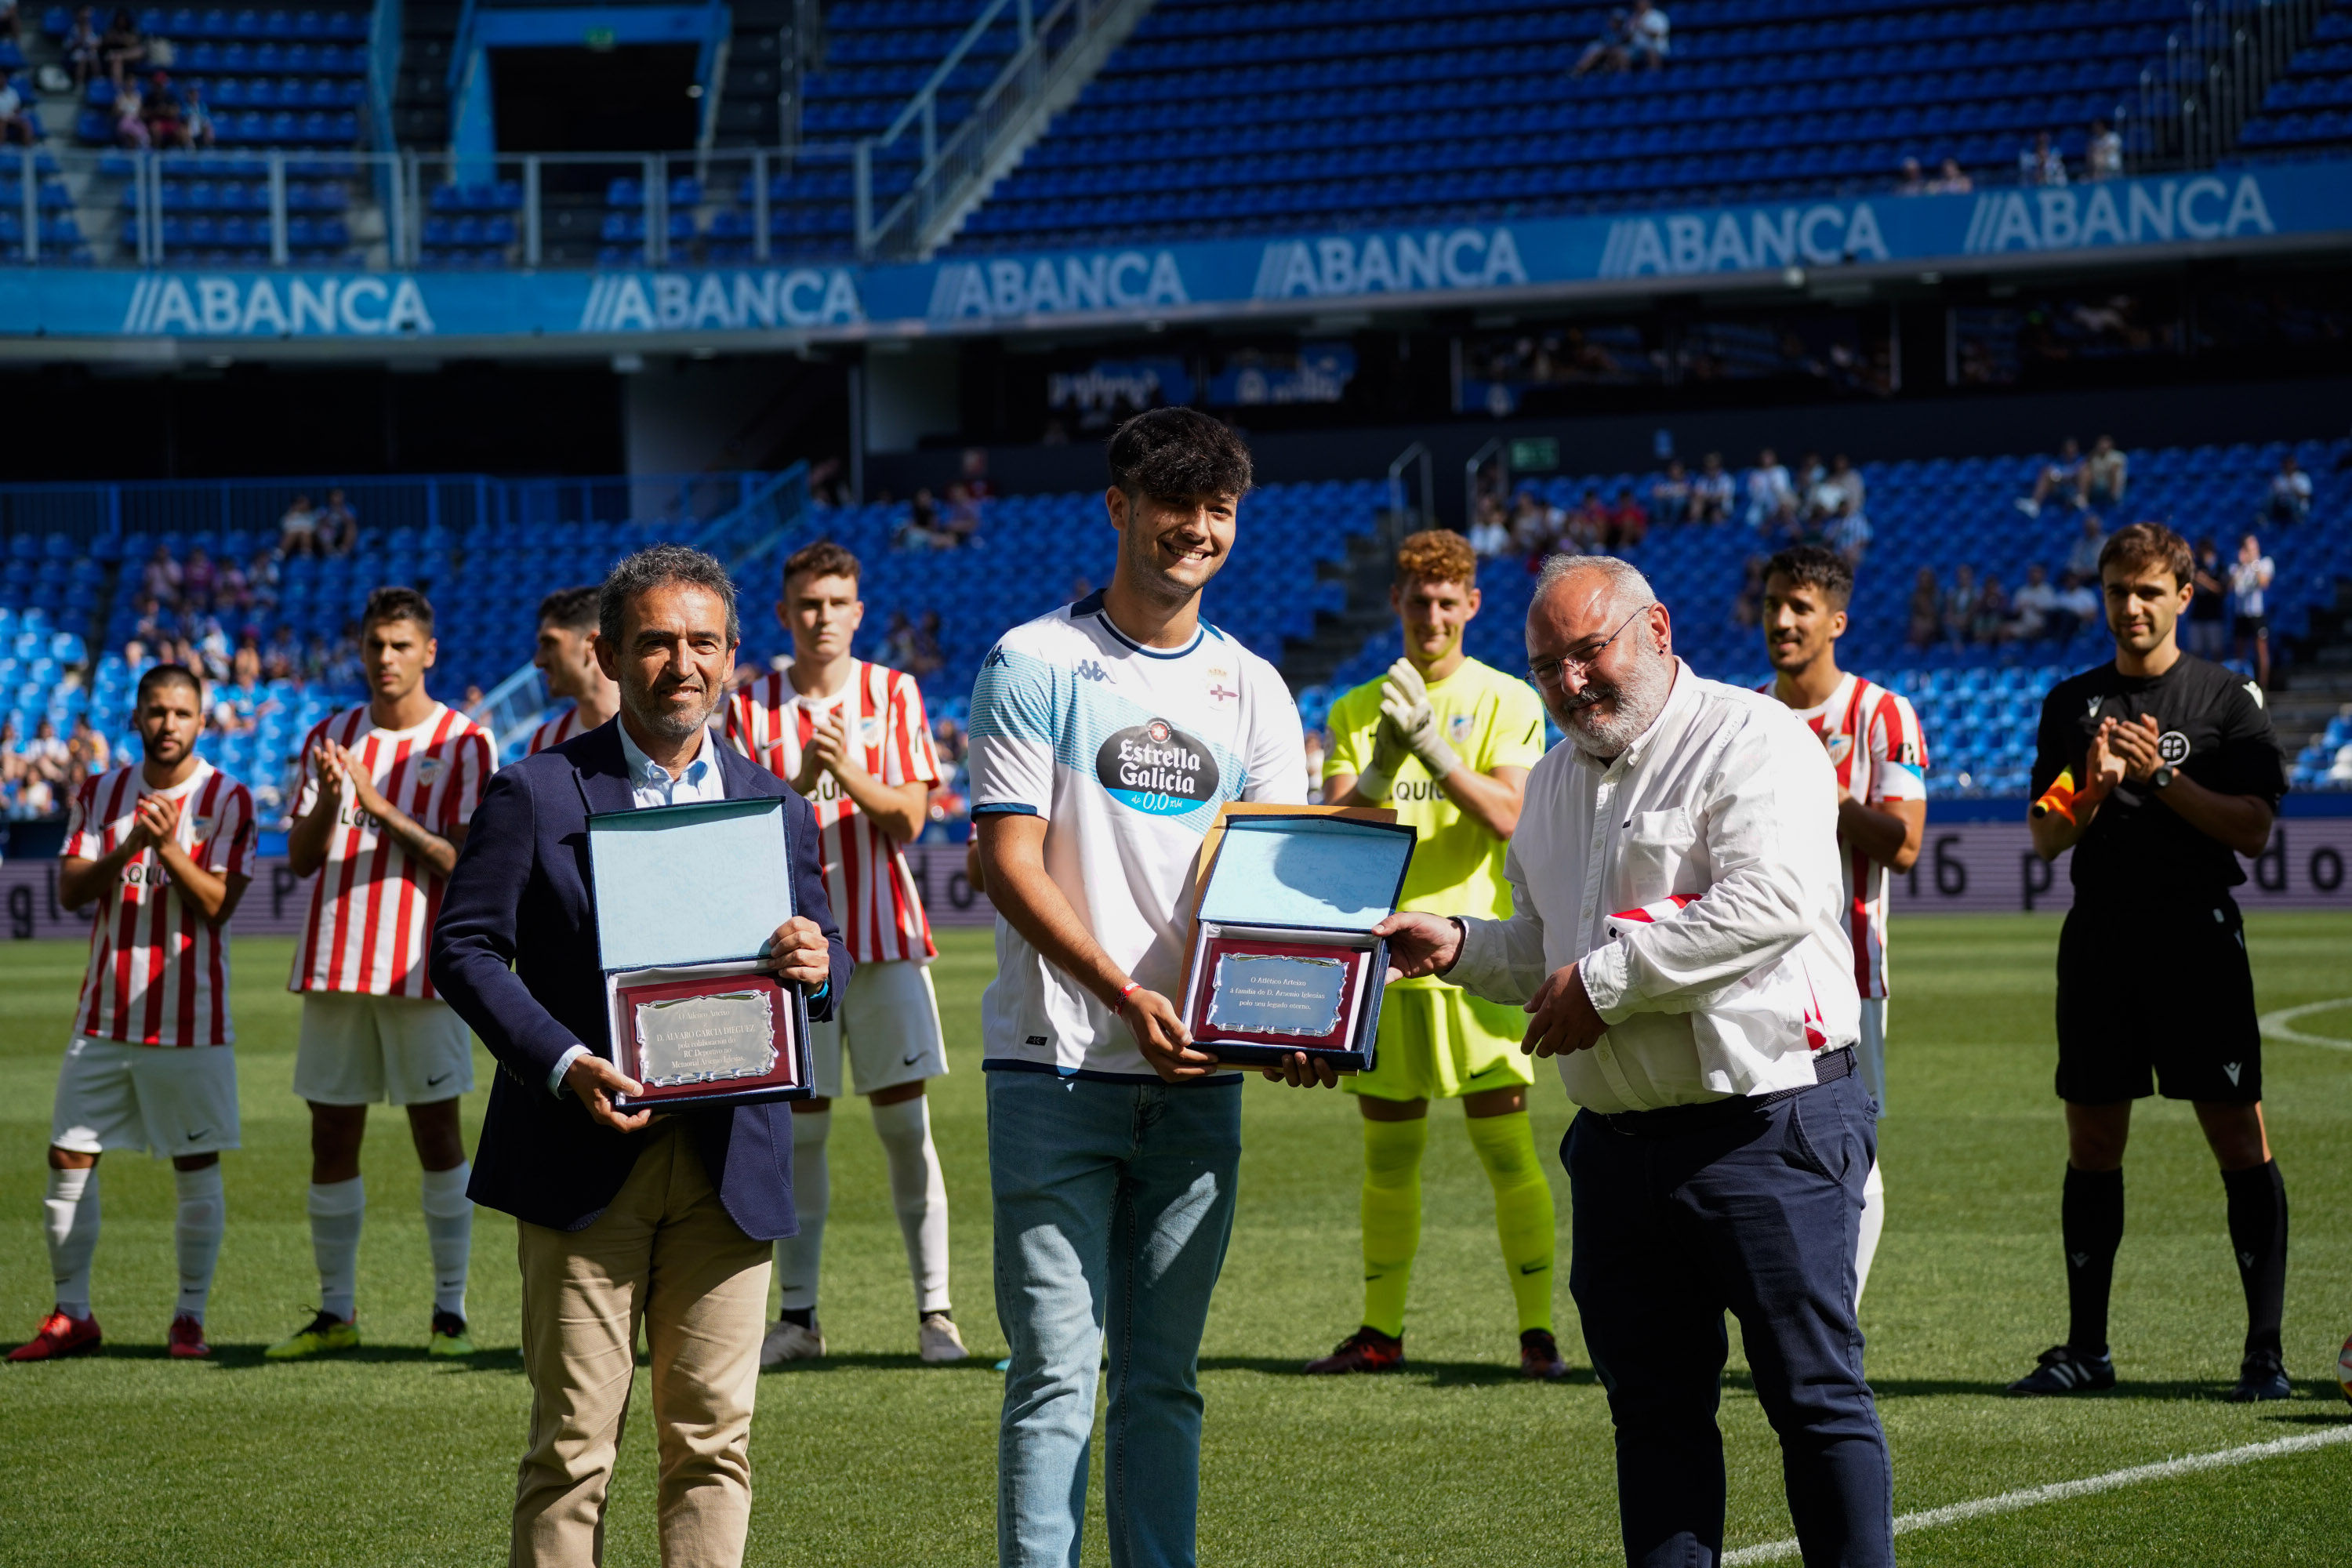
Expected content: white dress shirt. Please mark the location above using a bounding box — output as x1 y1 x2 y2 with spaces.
546 719 727 1095
1449 662 1860 1113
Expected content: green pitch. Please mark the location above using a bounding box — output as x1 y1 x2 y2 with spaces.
2 916 2349 1566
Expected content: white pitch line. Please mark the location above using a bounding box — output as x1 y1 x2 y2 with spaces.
1721 1425 2352 1565
2258 997 2352 1052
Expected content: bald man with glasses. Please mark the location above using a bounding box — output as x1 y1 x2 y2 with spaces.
1368 554 1894 1568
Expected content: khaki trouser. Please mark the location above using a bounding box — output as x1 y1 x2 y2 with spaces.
512 1121 772 1568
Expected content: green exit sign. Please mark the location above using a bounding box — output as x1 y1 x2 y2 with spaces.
584 26 616 49
1508 437 1559 472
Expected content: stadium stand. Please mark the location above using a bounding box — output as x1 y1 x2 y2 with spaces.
2235 3 2352 154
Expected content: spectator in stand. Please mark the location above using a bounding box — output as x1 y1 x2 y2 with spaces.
1466 497 1511 560
24 717 70 786
2230 532 2275 689
942 481 982 545
2085 118 2123 181
1509 489 1561 557
0 74 33 147
2020 130 2067 187
210 643 274 734
1972 575 2012 645
1744 447 1795 531
460 682 487 717
191 610 230 681
2078 434 2127 513
1906 567 1941 649
1690 452 1733 524
178 80 214 150
2188 536 2230 659
1625 0 1669 69
880 611 920 671
278 493 320 557
1730 553 1768 630
100 7 146 91
1940 563 1980 647
141 543 183 607
1603 485 1649 550
318 488 358 556
911 611 946 679
142 71 186 147
64 5 101 87
263 622 299 681
245 549 279 611
2009 563 2060 642
2053 568 2100 641
213 552 249 616
2017 437 2085 517
1573 9 1631 75
1566 486 1610 552
1826 506 1872 568
66 713 110 775
1895 158 1927 195
2263 454 2312 525
2065 512 2109 581
302 632 333 684
1928 158 1973 194
1648 459 1690 525
182 546 216 605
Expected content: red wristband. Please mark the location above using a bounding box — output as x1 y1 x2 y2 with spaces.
1116 981 1142 1007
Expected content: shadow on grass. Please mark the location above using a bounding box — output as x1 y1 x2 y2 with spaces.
1853 1374 2333 1404
93 1343 532 1374
1200 1355 1601 1388
760 1352 1007 1374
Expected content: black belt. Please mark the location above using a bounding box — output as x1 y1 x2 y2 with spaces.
1593 1047 1853 1140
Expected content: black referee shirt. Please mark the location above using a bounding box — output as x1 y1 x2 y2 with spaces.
2031 654 2286 898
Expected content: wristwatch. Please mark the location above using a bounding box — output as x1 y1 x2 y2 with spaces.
2149 764 2176 790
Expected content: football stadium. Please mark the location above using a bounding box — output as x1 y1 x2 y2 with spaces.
2 0 2350 1561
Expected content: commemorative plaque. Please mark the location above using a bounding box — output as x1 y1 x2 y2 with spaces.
587 797 813 1111
1179 805 1416 1072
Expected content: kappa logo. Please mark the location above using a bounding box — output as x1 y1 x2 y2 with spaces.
2156 730 2191 764
2223 1062 2244 1085
2243 680 2265 709
984 648 1010 670
2085 695 2106 717
2069 1251 2089 1269
1074 659 1110 683
2239 1250 2256 1268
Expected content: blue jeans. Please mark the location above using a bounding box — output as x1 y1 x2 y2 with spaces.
1566 1071 1894 1568
988 1069 1243 1568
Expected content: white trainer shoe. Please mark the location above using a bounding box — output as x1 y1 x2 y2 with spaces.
918 1312 968 1363
760 1316 825 1366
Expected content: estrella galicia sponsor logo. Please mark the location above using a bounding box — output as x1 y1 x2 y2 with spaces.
577 269 863 332
1096 718 1219 816
1959 174 2274 255
122 274 436 336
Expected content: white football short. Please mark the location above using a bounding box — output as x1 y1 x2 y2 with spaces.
52 1037 241 1157
808 958 947 1099
293 993 476 1106
1856 996 1887 1112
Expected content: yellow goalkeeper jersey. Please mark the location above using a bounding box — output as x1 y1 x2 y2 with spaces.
1323 655 1547 986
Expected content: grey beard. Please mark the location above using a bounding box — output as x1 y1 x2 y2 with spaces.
626 687 715 741
1555 649 1672 760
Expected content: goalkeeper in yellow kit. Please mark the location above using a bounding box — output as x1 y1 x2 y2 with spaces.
1305 529 1564 1380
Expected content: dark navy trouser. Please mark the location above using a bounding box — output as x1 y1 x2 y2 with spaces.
1565 1070 1894 1568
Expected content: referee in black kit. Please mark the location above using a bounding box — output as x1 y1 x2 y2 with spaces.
2009 522 2292 1402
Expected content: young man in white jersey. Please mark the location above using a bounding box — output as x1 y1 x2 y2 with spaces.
1760 545 1927 1304
526 584 619 754
1309 528 1561 1379
970 408 1325 1568
12 666 256 1363
272 586 495 1360
725 539 964 1365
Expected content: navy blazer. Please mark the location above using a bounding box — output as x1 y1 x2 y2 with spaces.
428 719 851 1240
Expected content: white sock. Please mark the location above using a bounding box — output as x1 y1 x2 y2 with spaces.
1854 1158 1886 1307
43 1166 99 1319
775 1109 830 1316
419 1163 473 1320
872 1097 951 1316
173 1164 226 1323
307 1176 365 1323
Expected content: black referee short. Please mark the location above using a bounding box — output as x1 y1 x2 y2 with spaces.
2055 892 2262 1104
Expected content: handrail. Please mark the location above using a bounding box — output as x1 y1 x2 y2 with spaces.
1385 441 1434 533
2132 0 2321 169
1464 438 1505 534
873 0 1024 151
366 0 403 156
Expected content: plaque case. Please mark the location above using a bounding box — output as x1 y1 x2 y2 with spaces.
587 796 815 1110
1179 805 1416 1072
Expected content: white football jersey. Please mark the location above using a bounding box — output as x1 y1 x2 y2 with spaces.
967 592 1306 1079
1773 673 1928 1000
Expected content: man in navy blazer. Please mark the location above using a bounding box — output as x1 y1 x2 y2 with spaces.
431 545 850 1568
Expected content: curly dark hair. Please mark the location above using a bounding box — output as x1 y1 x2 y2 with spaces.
1106 407 1253 503
1763 543 1853 608
361 585 435 637
599 544 739 652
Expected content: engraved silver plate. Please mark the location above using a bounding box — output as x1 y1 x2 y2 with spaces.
1205 953 1348 1038
633 990 779 1087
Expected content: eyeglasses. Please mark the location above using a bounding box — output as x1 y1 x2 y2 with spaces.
1527 604 1652 688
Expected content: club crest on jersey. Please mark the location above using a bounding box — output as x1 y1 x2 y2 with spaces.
859 715 886 746
1097 717 1220 815
414 757 443 782
1203 666 1237 707
1824 732 1853 767
1447 712 1475 744
2157 730 2191 764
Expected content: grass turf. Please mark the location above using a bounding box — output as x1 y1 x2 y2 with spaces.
2 914 2348 1566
